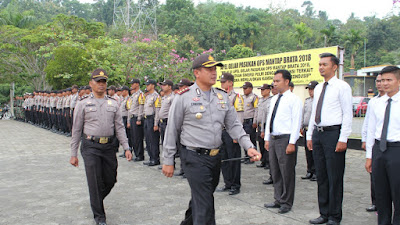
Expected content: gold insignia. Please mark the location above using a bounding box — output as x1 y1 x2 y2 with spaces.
221 104 226 109
210 149 219 156
195 113 202 119
208 55 214 61
100 71 104 76
217 93 223 100
200 106 204 110
108 100 112 105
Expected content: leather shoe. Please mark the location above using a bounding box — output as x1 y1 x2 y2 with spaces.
97 222 107 225
263 177 273 185
229 188 240 195
216 186 231 192
310 174 317 181
264 164 270 169
264 202 280 208
366 205 377 212
244 159 254 164
119 153 126 158
256 163 266 168
148 161 160 166
134 157 144 162
143 161 151 165
278 206 291 214
309 216 328 224
327 220 340 225
302 172 313 179
174 171 185 176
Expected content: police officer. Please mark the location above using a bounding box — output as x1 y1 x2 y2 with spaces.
119 86 131 157
257 84 272 169
301 81 318 181
127 78 145 161
70 85 79 126
216 72 244 195
242 81 258 164
70 69 132 225
143 79 161 166
155 79 174 145
162 54 261 225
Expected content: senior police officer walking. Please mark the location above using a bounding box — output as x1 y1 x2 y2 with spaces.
70 69 132 225
162 54 261 225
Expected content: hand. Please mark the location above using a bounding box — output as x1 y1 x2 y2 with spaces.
335 142 347 152
264 141 269 151
307 140 313 151
136 120 141 126
260 132 265 139
252 123 257 129
162 165 174 177
125 150 133 161
232 139 238 143
247 148 261 161
70 156 79 167
365 158 372 173
153 126 159 132
127 123 131 129
361 142 366 150
286 144 296 155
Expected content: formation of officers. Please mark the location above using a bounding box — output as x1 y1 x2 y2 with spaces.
12 53 400 225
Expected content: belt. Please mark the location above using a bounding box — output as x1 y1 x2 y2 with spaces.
129 114 138 119
183 145 220 156
315 125 341 132
270 134 290 140
84 134 114 144
303 126 308 131
144 114 154 119
160 118 168 123
244 118 253 122
375 140 400 147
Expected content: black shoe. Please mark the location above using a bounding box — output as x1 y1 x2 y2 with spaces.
134 157 144 162
148 161 160 166
326 220 340 225
244 159 254 164
302 172 313 179
309 216 328 224
174 171 185 176
264 164 270 169
278 206 291 214
182 173 186 179
263 177 273 185
158 165 163 170
216 186 231 192
310 174 317 181
119 153 126 158
143 161 151 165
366 205 377 212
97 222 107 225
256 163 266 168
229 188 240 195
264 202 280 208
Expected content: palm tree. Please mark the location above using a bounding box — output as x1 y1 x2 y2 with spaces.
344 29 364 70
320 25 336 47
0 5 36 28
293 22 312 50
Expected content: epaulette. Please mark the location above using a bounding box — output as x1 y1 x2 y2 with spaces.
106 95 117 101
215 87 227 93
177 87 190 95
79 95 89 101
306 97 311 100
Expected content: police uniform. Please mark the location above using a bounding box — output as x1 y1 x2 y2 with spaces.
119 87 131 150
256 84 272 168
242 83 258 161
155 87 174 144
70 69 129 225
143 80 161 166
163 55 255 225
127 80 145 161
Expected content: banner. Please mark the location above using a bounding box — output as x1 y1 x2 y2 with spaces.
217 46 339 87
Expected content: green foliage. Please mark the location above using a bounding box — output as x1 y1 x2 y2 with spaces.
226 45 255 60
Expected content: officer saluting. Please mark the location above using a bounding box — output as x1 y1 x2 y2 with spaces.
70 69 132 225
162 54 261 225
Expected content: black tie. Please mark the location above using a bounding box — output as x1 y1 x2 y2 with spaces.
315 82 328 124
380 98 392 152
270 94 283 133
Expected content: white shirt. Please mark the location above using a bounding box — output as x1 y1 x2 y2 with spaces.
307 76 353 142
361 95 381 142
366 91 400 159
264 90 303 144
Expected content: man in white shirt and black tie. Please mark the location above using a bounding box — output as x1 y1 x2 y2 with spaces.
307 53 353 225
263 69 303 214
365 66 400 225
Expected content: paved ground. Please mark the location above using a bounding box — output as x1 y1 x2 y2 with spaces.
0 120 377 225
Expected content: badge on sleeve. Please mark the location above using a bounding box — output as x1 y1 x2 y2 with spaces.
195 113 202 119
217 93 223 100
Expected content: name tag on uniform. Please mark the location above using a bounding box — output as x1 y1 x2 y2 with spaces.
191 103 202 106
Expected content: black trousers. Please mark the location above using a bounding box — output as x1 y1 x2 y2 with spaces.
144 115 160 162
81 139 118 223
243 118 257 156
312 129 345 222
370 173 376 206
220 130 241 190
122 116 131 149
180 146 221 225
303 128 315 174
269 135 297 208
159 119 167 145
372 141 400 225
130 116 144 159
258 124 269 166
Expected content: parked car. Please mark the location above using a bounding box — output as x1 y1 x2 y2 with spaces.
352 96 370 117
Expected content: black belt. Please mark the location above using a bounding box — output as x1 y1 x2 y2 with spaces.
183 145 220 156
244 118 253 123
84 133 114 144
270 134 290 140
160 118 168 123
375 140 400 147
144 114 154 119
315 125 341 132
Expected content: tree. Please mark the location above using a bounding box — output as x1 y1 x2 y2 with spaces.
225 45 255 60
343 29 364 69
293 22 312 50
320 25 336 47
